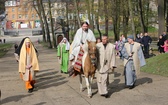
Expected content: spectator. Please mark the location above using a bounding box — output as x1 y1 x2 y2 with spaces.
162 32 168 42
3 39 6 43
141 32 152 58
161 40 168 53
135 34 142 44
157 35 165 53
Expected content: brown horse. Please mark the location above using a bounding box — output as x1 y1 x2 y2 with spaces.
79 41 97 98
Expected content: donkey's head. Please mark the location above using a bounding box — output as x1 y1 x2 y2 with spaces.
87 41 97 65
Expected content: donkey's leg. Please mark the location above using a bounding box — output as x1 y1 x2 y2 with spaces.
85 77 92 98
90 74 95 84
79 74 83 92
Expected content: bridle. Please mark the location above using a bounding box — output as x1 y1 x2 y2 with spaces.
88 46 97 66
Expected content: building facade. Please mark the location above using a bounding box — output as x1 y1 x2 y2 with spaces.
5 0 40 30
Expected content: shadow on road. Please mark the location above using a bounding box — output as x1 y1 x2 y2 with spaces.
33 102 47 105
35 68 68 90
1 94 32 104
108 77 153 98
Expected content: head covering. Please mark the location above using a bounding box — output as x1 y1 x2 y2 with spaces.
127 35 134 40
137 34 140 37
59 37 70 50
15 37 38 56
18 37 39 73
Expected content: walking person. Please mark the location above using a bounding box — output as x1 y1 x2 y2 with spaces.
121 35 146 89
96 35 116 98
141 32 152 58
14 37 39 93
57 37 70 74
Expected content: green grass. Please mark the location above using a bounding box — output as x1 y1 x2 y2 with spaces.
0 43 12 57
141 53 168 77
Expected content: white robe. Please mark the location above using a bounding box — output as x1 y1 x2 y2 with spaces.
69 28 96 64
96 42 116 95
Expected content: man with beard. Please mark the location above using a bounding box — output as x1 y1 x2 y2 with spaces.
69 22 96 76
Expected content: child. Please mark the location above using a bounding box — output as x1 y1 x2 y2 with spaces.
161 40 168 53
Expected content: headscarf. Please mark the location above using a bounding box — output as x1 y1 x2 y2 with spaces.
15 37 38 56
59 37 70 50
18 37 39 73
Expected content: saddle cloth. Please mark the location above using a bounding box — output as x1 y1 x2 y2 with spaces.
73 47 84 73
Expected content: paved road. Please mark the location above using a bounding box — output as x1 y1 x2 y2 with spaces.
0 43 168 105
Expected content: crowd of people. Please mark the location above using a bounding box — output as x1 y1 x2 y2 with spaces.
14 21 168 98
115 31 168 58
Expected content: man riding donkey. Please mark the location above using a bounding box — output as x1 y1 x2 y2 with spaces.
68 22 96 76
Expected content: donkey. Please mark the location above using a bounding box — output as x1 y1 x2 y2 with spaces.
79 41 97 98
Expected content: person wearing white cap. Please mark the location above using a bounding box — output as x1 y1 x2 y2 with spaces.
121 35 146 89
57 37 70 73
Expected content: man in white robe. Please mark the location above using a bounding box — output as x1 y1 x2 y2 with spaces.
69 22 96 76
96 35 116 98
69 22 96 63
121 35 146 89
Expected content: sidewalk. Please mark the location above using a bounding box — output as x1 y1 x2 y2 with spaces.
0 43 168 105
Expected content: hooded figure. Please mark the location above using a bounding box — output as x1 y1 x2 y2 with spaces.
57 37 70 73
14 37 39 93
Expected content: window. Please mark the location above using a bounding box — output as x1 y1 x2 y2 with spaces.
18 14 22 18
25 8 28 11
32 14 34 18
18 8 21 11
8 1 11 6
12 14 15 19
36 14 38 18
12 8 15 12
25 14 28 18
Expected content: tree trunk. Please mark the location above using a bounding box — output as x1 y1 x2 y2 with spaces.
128 0 136 37
166 0 168 32
158 0 165 36
111 0 121 41
104 0 108 35
66 1 69 41
33 0 46 42
85 0 93 30
48 0 56 48
122 0 129 37
74 0 81 28
96 0 102 38
40 0 52 48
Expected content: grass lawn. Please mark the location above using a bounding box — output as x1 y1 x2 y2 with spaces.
0 43 12 57
141 53 168 77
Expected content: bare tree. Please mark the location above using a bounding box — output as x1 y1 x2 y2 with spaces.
104 0 108 35
158 0 165 36
85 0 93 30
128 0 136 37
48 0 56 48
40 0 52 48
74 0 81 28
33 0 46 42
95 0 102 38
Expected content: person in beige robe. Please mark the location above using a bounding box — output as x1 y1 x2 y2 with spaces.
121 35 146 89
14 37 39 93
96 35 116 98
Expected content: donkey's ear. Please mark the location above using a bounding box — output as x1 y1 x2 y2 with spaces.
87 40 90 44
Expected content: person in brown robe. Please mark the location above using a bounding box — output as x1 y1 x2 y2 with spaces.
96 35 116 98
